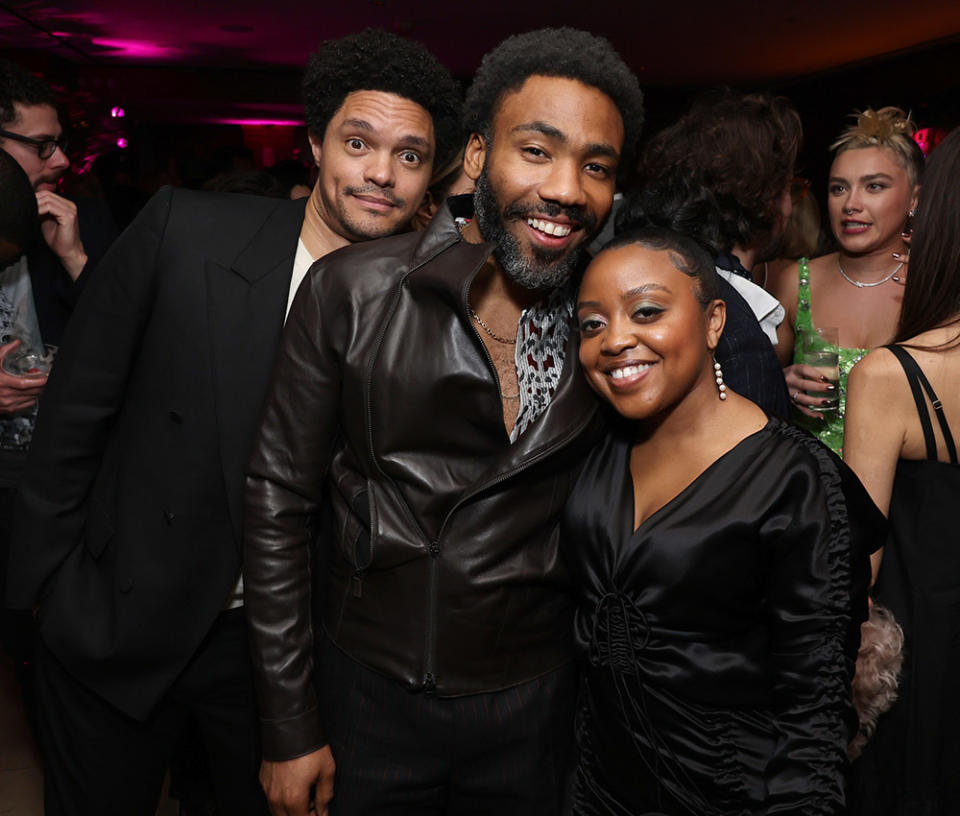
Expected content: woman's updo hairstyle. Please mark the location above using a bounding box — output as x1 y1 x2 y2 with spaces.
831 107 924 185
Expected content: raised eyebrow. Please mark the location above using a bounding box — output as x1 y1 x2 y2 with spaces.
513 121 564 141
340 119 430 151
396 134 431 151
340 118 374 133
860 172 895 182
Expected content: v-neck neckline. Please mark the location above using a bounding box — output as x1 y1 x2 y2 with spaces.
625 419 774 537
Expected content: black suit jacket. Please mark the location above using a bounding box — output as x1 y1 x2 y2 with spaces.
26 196 118 347
7 186 306 719
714 276 791 420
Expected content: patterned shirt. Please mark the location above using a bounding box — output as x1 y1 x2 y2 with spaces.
511 283 574 442
0 255 41 450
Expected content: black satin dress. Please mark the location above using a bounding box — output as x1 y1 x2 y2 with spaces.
562 418 881 815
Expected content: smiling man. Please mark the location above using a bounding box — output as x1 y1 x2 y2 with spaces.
7 30 461 816
243 27 643 816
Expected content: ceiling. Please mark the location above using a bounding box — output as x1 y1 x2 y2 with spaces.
3 0 960 83
2 0 960 135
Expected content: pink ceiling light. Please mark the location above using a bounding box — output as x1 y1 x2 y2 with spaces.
91 38 179 59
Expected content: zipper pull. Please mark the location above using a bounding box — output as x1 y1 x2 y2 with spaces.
428 541 440 557
423 672 437 694
352 571 363 598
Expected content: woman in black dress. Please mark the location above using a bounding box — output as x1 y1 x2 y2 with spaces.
564 226 881 815
844 128 960 815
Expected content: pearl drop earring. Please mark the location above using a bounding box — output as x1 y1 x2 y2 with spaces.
714 358 727 400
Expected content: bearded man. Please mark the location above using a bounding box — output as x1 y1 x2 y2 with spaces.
243 26 644 816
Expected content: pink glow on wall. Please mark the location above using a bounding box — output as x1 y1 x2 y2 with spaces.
91 38 179 59
214 118 304 127
116 137 128 148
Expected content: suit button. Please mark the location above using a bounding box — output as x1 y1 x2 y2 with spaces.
169 410 183 424
163 510 175 525
119 577 134 593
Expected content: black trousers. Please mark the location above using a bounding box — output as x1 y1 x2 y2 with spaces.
35 607 267 816
319 634 578 815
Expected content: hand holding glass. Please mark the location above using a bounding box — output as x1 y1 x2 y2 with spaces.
800 327 839 411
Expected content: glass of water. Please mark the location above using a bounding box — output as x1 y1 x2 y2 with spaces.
801 327 839 411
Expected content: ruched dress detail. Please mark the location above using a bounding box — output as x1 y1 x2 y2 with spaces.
562 418 881 815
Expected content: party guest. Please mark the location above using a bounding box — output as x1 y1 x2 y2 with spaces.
6 30 461 816
564 225 878 815
243 27 644 816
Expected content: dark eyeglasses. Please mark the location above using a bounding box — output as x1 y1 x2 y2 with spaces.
0 129 69 160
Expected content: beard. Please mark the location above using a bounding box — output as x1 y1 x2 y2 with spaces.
472 163 597 292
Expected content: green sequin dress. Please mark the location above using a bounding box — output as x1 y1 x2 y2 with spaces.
792 258 869 456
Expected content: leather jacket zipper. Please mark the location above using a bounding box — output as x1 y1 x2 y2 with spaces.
358 245 593 695
423 539 441 693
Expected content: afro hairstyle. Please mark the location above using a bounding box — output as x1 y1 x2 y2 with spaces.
463 28 644 179
302 28 464 174
0 59 58 129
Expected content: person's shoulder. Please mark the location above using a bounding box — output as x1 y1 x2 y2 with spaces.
763 257 802 303
847 345 902 391
762 418 885 525
309 229 433 294
762 257 797 286
758 416 842 473
166 186 301 219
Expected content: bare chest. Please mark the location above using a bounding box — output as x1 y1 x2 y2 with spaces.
478 334 520 434
811 274 904 349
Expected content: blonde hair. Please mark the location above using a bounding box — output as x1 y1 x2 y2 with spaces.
831 107 924 185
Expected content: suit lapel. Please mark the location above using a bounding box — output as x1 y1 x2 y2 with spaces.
206 199 306 545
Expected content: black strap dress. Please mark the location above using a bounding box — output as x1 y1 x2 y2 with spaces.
849 345 960 815
562 417 882 815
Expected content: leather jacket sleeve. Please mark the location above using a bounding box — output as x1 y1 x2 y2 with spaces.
243 261 343 761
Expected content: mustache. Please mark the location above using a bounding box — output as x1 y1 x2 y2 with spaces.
345 185 404 207
502 200 597 234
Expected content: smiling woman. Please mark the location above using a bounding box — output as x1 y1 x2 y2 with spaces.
562 225 881 815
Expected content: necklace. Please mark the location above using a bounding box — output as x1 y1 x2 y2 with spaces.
469 306 517 345
837 257 904 288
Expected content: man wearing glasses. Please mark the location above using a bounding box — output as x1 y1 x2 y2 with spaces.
0 59 116 740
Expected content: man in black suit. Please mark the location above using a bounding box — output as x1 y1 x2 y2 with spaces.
6 30 462 816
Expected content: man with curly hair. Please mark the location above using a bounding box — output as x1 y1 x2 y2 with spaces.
620 90 801 418
7 30 460 816
243 27 642 816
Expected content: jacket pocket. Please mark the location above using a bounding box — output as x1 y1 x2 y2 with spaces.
338 481 373 571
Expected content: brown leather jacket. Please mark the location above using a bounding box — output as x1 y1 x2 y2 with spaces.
243 199 602 760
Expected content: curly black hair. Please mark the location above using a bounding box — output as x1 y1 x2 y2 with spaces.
620 90 802 255
463 28 644 178
0 59 58 129
302 28 464 174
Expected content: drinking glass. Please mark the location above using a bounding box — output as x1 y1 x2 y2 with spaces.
800 327 839 411
1 342 57 377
